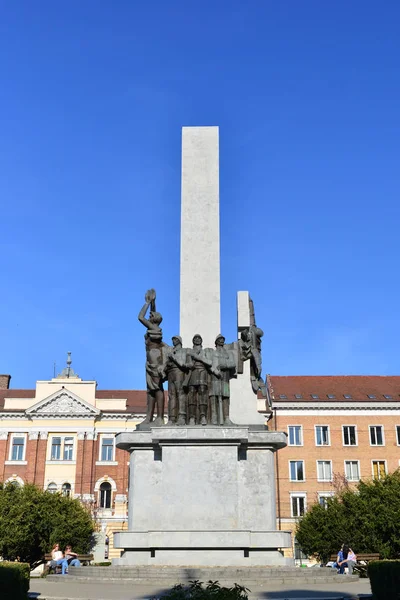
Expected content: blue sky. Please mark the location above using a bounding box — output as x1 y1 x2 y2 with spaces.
1 1 399 389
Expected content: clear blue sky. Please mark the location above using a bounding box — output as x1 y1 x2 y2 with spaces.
1 1 399 389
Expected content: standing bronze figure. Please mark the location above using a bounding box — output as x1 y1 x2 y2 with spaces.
165 336 188 426
185 334 212 426
208 334 237 425
239 296 267 397
138 289 166 426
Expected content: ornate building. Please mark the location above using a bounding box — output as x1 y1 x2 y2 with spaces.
0 356 147 559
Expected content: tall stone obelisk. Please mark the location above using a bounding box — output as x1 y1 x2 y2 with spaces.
180 127 220 347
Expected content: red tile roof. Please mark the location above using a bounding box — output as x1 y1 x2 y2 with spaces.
96 390 148 412
268 375 400 401
0 389 35 409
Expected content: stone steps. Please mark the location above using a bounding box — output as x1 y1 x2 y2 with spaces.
46 566 359 585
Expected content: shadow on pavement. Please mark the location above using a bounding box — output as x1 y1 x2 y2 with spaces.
257 590 372 599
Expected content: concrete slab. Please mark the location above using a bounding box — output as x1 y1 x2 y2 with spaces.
29 576 372 600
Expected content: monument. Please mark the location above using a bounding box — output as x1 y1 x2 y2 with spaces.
113 127 292 566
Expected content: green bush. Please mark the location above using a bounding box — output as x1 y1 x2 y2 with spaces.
368 560 400 600
92 561 112 566
0 482 95 569
0 561 30 600
155 580 250 600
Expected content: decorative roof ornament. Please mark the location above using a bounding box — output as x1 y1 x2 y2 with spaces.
57 352 79 379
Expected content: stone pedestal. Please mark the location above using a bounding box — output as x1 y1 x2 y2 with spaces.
113 427 292 566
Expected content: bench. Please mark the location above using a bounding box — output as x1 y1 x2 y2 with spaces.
329 552 380 576
44 553 94 574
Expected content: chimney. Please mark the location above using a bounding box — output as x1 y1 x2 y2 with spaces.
0 375 11 390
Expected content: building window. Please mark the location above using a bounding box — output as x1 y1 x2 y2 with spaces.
289 460 305 481
51 437 61 460
318 493 334 508
11 436 25 461
345 460 360 481
288 426 302 446
62 483 71 497
396 426 400 445
369 426 384 446
63 438 74 461
99 482 112 509
317 460 332 482
315 426 330 446
372 461 387 480
291 495 306 517
50 436 74 461
101 438 114 461
47 482 58 494
343 425 357 446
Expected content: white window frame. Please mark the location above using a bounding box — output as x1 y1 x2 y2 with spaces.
48 435 76 462
369 425 385 446
287 425 303 446
47 482 58 494
98 435 116 463
318 491 334 508
316 460 333 482
7 433 27 463
344 460 360 482
289 460 305 482
396 425 400 446
290 493 307 518
315 425 330 446
342 425 358 447
371 459 387 480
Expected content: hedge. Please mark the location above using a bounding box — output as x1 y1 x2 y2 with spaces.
368 560 400 600
0 561 30 600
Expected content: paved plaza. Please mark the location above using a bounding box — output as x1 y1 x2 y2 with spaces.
29 576 372 600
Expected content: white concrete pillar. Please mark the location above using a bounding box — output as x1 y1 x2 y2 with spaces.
180 126 220 348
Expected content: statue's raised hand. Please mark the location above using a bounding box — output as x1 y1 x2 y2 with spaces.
145 289 156 303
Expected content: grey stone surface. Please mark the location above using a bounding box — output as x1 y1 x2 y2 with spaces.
180 127 220 349
38 567 365 597
114 427 290 566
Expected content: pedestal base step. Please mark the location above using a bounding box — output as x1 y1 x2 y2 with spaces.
46 566 359 586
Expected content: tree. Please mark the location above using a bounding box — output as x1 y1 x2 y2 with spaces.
0 482 95 569
296 470 400 563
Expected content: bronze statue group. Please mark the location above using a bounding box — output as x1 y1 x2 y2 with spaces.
138 290 266 427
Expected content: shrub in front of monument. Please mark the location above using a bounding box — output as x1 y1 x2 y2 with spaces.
295 470 400 564
0 482 95 569
368 560 400 600
0 561 30 600
154 580 250 600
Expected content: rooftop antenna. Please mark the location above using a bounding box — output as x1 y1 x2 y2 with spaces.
53 362 56 378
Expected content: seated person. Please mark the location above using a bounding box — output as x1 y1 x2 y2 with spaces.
60 545 81 575
337 544 355 574
49 543 64 572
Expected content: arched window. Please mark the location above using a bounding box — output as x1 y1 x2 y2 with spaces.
5 476 24 487
62 483 71 497
47 482 58 494
99 482 112 508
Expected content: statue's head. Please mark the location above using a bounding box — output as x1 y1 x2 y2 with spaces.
172 336 182 348
215 334 225 347
150 311 163 325
192 334 203 347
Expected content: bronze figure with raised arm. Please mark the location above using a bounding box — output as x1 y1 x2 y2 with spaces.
138 289 167 426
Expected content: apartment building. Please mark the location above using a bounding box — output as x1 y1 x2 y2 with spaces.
268 375 400 556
